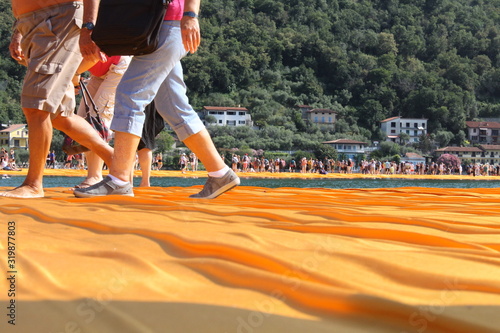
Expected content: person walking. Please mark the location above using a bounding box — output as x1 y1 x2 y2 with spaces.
179 153 188 174
73 55 131 188
155 153 163 170
75 0 239 199
136 101 165 187
4 0 113 198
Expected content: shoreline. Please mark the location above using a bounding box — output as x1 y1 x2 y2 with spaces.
3 168 500 181
1 178 499 332
1 170 499 332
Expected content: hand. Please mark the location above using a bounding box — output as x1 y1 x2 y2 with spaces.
79 30 107 63
9 30 25 65
72 74 81 95
181 16 201 53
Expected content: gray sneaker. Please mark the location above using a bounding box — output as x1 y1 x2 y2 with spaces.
189 169 240 199
73 176 134 198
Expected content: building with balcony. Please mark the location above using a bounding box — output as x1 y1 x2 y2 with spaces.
434 146 490 164
465 121 500 144
401 152 426 164
296 105 337 129
322 139 368 159
0 124 29 149
478 145 500 164
200 106 253 127
380 116 428 143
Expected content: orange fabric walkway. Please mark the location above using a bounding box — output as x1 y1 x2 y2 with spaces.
1 170 499 332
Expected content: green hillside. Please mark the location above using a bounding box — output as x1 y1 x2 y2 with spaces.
1 0 499 151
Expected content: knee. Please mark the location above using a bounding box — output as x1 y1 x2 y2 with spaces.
52 113 80 131
23 108 51 123
51 115 68 131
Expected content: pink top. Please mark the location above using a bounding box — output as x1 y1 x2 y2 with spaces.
164 0 184 21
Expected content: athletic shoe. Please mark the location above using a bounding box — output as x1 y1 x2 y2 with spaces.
189 169 240 199
73 176 134 198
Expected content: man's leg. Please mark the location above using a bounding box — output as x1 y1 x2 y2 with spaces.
181 129 240 199
153 63 232 176
75 76 107 187
109 131 141 182
138 148 153 187
52 114 113 168
72 131 138 198
78 151 105 187
183 129 226 173
1 108 51 198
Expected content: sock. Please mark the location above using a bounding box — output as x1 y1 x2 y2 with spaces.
208 165 230 178
108 174 129 186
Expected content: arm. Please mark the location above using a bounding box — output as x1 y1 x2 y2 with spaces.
80 0 106 63
72 56 100 88
9 30 25 65
181 0 201 53
77 58 100 75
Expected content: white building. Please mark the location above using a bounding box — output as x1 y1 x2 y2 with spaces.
200 106 253 127
401 152 426 165
435 145 500 165
380 116 428 143
322 139 368 159
434 146 483 164
478 145 500 164
465 121 500 144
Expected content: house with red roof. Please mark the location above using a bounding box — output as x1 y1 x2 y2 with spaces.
465 121 500 144
433 145 500 164
322 139 368 159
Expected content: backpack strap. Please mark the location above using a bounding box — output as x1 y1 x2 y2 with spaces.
79 78 103 123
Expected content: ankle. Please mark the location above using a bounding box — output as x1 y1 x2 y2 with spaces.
208 165 230 178
108 174 129 186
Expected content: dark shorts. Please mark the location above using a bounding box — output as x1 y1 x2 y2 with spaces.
138 101 165 151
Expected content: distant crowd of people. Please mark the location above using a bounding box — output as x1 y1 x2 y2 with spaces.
358 160 500 176
230 154 292 173
50 151 197 175
9 147 500 178
227 154 500 177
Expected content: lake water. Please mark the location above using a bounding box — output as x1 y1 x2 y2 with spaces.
1 175 500 189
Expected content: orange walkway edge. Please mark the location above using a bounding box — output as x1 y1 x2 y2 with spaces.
1 170 499 332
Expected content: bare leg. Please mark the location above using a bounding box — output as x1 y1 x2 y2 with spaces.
182 129 225 173
77 151 104 187
184 129 240 199
138 148 152 187
109 131 142 182
1 108 51 198
52 114 113 167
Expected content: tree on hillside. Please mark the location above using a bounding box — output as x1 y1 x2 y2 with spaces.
155 131 175 153
313 143 337 161
0 2 24 124
1 0 500 152
398 132 410 145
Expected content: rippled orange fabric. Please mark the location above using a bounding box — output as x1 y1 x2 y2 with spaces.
1 170 499 332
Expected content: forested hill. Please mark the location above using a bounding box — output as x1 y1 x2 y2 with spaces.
1 0 499 147
0 0 24 124
182 0 500 144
